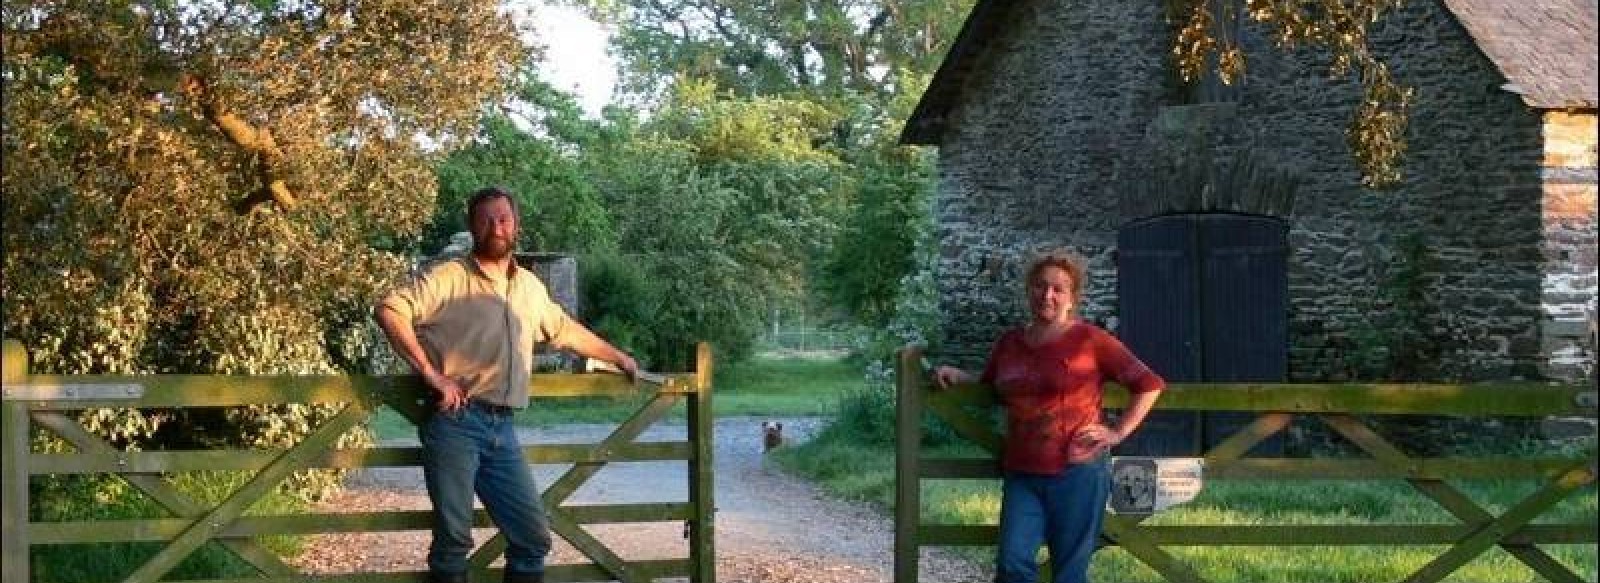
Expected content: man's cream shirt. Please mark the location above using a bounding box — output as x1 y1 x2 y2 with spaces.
379 257 576 408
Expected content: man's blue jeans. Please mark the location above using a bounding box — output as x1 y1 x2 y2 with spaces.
995 459 1110 583
420 402 551 576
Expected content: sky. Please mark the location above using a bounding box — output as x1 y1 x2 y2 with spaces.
523 1 617 118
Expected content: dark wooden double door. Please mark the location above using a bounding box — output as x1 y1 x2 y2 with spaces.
1113 213 1288 456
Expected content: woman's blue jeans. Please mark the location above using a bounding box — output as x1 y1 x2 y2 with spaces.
420 402 551 577
995 459 1110 583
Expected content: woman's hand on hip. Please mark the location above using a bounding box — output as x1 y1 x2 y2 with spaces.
1073 423 1124 456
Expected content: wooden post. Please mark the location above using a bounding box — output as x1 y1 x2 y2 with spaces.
3 339 31 583
688 342 716 583
894 346 923 583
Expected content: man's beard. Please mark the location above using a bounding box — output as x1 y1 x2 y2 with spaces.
473 237 514 260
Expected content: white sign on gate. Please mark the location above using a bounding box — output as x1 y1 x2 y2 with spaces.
1108 457 1205 514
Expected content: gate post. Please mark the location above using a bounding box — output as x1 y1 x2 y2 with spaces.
3 339 31 583
688 342 716 583
894 346 923 583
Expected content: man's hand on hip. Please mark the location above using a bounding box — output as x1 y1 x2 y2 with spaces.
424 371 468 412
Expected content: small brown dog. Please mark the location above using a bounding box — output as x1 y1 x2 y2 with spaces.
762 421 784 453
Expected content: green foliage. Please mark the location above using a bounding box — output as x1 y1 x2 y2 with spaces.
431 74 617 255
3 0 526 375
844 148 946 400
582 0 973 100
2 0 518 501
426 74 856 369
568 80 848 369
822 151 935 328
30 472 306 582
394 1 968 378
575 0 964 350
582 151 768 369
831 349 964 448
828 382 897 446
578 250 667 363
818 74 944 342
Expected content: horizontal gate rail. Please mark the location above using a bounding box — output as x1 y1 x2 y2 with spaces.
921 380 1595 416
893 346 1598 583
1 339 716 583
26 441 697 474
2 374 699 409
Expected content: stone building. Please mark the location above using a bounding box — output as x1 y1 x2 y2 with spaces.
902 0 1597 382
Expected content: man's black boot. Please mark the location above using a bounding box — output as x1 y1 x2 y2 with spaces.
503 571 543 583
428 572 469 583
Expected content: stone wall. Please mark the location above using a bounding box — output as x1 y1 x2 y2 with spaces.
517 251 582 372
934 0 1173 370
517 251 581 318
932 0 1596 381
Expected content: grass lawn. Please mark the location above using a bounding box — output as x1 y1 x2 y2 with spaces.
367 352 863 439
775 426 1600 583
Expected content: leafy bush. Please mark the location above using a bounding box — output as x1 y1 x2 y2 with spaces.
579 251 667 365
835 360 967 448
430 77 618 256
30 472 305 582
4 0 522 502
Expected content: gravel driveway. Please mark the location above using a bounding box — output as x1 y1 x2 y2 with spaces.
290 416 989 582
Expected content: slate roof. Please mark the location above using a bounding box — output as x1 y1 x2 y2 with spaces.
1443 0 1597 109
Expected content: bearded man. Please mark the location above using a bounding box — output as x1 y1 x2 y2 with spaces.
376 186 638 583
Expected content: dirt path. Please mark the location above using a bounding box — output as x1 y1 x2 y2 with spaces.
290 417 989 582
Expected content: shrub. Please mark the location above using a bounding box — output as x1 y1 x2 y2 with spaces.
30 472 305 582
578 251 667 366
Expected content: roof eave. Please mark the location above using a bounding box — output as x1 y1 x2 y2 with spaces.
897 0 1015 146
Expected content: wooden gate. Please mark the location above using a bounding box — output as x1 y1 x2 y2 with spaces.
892 347 1597 583
1 340 716 583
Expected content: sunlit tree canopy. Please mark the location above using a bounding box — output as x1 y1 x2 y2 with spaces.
2 0 530 375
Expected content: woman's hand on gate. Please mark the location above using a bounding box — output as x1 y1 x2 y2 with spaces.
932 365 972 390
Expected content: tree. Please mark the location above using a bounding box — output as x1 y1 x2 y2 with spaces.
2 1 529 497
578 79 848 368
818 77 935 329
576 0 971 342
581 0 971 100
1170 0 1413 187
3 0 527 374
431 74 618 255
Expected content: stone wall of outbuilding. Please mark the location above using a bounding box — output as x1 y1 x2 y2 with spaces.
931 0 1597 381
